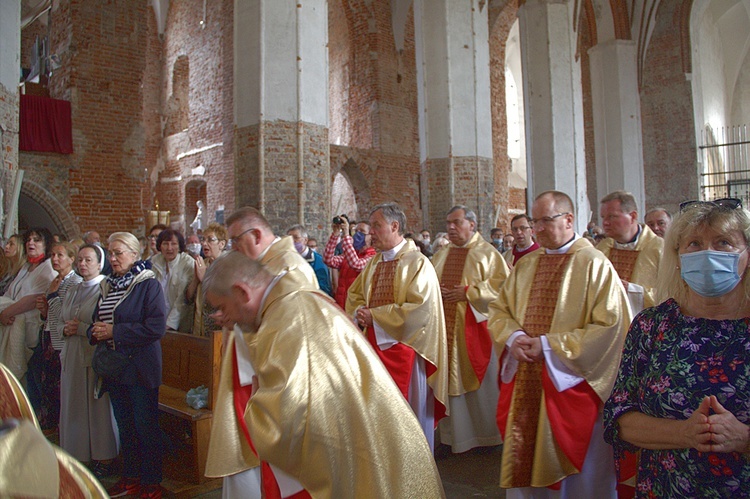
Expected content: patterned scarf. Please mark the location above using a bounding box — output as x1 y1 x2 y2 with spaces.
105 259 151 291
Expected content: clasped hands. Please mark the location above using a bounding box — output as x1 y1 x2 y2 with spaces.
91 322 114 342
685 395 750 453
510 334 543 363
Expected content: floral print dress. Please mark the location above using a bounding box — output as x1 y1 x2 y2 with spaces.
604 298 750 498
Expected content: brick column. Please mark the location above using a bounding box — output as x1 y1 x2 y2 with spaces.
589 40 645 213
518 0 589 230
0 0 20 235
234 0 329 236
415 0 494 236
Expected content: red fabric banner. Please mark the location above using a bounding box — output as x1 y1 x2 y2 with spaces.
19 94 73 154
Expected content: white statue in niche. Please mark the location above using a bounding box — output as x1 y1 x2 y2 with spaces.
190 200 207 233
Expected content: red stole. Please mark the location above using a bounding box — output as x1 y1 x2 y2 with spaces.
496 253 600 488
232 345 311 499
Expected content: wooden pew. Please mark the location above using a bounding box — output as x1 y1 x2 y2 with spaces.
158 330 222 484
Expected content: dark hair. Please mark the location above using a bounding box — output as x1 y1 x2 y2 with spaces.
23 227 54 259
80 243 104 263
511 214 532 225
156 229 186 253
148 223 168 234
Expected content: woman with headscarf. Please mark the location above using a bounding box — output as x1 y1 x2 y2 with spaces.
59 244 117 477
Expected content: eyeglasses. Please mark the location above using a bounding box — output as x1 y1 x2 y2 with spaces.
200 236 220 243
511 225 532 233
108 250 132 259
230 227 257 245
530 213 569 225
679 198 742 213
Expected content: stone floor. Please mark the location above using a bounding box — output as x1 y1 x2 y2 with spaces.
95 444 506 498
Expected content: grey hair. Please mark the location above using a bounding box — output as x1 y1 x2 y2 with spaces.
108 232 140 256
286 224 308 239
202 251 273 298
448 205 477 228
371 203 407 235
645 207 672 221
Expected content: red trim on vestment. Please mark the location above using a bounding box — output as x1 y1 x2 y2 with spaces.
541 367 600 471
463 309 492 385
366 326 416 399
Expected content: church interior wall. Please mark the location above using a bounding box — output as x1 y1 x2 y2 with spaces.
640 0 699 213
8 0 727 240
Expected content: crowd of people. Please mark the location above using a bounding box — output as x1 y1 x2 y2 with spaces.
2 188 750 498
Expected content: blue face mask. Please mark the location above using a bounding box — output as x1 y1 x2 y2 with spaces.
680 250 743 297
492 238 502 246
352 231 367 251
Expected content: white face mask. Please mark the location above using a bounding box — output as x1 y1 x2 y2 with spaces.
187 243 202 255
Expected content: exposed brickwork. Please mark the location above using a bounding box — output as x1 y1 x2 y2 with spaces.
0 84 19 228
330 144 421 233
580 6 597 217
234 120 330 240
489 2 519 230
640 1 698 213
153 0 235 233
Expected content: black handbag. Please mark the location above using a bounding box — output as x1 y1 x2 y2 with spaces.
91 341 132 379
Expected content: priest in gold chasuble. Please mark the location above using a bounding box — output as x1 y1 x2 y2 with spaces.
597 191 664 315
203 251 445 498
432 205 510 453
346 203 449 452
489 191 631 498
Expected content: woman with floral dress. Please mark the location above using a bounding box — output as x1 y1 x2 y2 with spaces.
604 198 750 497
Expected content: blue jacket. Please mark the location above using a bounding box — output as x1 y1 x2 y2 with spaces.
90 271 167 389
304 249 332 296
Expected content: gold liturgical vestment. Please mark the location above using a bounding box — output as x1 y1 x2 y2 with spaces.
346 239 449 409
431 231 510 395
596 224 663 309
260 235 319 290
209 273 445 498
488 238 631 488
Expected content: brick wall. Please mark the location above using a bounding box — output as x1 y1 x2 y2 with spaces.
0 84 19 228
489 2 519 231
640 1 698 213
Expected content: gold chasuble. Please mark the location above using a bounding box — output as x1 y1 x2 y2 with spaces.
488 238 631 488
597 224 663 308
346 239 449 410
245 274 444 497
260 235 319 290
432 232 510 395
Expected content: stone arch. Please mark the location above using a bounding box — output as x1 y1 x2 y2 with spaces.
18 179 77 238
330 149 373 219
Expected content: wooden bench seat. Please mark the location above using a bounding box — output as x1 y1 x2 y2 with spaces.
158 330 222 484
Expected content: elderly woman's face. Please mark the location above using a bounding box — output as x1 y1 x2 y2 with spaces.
201 231 226 260
108 241 138 276
76 247 100 280
679 225 749 273
160 236 181 262
25 233 45 259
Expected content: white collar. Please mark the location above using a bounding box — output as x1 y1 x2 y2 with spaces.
257 236 282 261
381 238 407 262
545 233 580 254
613 225 641 251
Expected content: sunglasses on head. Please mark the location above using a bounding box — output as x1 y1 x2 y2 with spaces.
679 197 742 213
